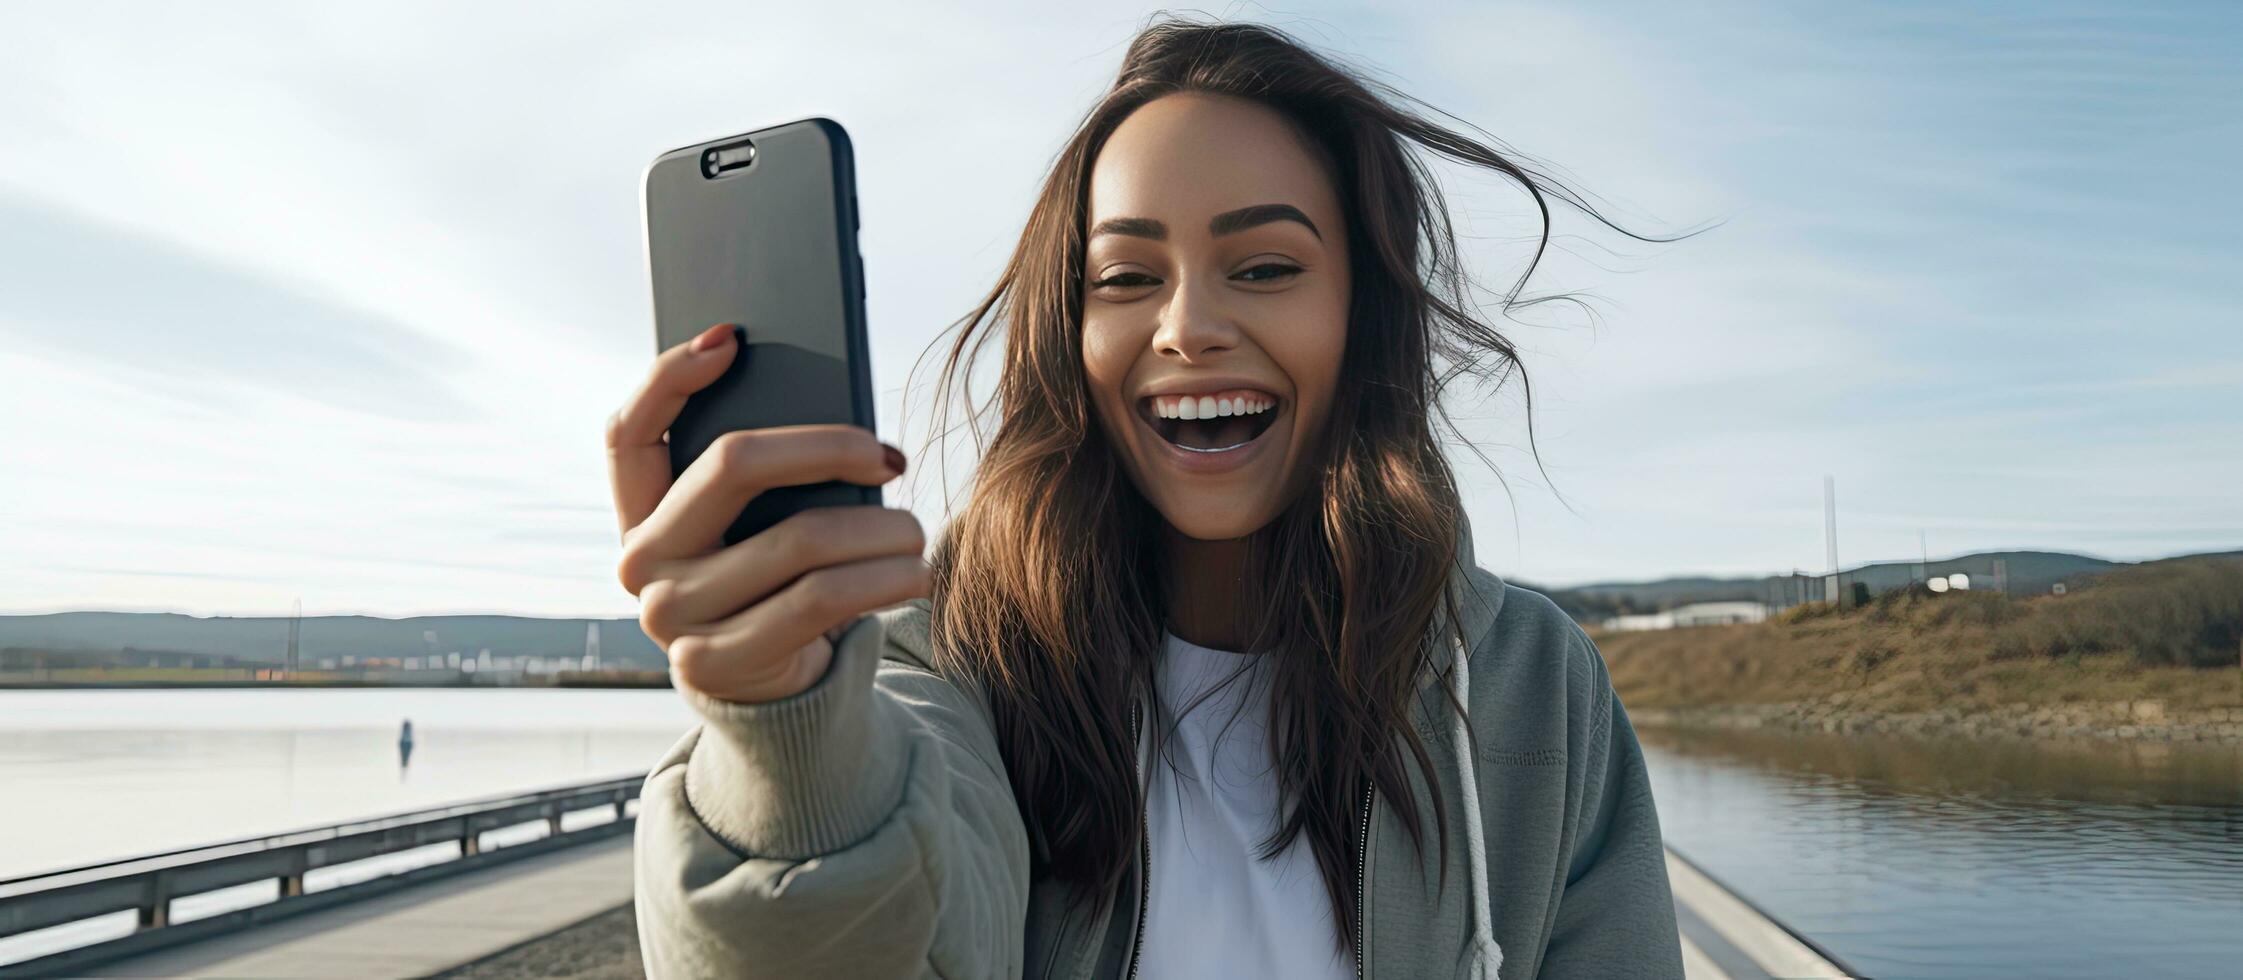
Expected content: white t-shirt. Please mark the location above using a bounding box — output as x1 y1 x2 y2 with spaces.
1133 632 1354 980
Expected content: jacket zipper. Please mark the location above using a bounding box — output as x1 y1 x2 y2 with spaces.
1354 778 1375 980
1125 697 1149 980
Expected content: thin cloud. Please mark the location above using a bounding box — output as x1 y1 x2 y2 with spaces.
0 194 481 422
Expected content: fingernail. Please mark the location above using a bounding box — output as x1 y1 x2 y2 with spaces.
882 444 907 474
693 324 735 353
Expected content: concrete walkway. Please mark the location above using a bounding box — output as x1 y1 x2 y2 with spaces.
1668 850 1852 980
83 840 1848 979
85 836 634 979
438 905 640 980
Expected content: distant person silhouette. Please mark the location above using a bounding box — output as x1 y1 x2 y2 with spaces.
398 718 414 770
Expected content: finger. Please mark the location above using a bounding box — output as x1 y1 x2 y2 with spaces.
608 323 740 539
626 425 904 567
673 633 834 704
669 555 930 690
638 507 924 646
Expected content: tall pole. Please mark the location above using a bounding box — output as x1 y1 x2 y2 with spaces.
286 596 301 675
1823 476 1840 605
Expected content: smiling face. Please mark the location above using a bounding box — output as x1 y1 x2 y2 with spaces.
1080 92 1352 541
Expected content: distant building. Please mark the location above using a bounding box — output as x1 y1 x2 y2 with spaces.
1671 601 1770 627
1601 601 1771 632
1603 612 1674 631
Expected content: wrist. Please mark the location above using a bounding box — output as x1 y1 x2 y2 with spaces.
684 640 835 704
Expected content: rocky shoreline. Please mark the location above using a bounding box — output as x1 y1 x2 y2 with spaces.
1630 700 2243 743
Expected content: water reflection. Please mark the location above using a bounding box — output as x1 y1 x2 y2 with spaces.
0 689 695 878
1641 723 2243 979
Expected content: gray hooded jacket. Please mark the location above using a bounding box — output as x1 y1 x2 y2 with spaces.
633 532 1684 979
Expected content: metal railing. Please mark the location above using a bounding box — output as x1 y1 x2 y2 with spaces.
0 774 643 977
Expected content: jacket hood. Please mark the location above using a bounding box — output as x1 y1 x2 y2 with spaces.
1423 511 1508 694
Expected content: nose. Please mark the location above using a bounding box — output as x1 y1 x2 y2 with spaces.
1150 274 1240 362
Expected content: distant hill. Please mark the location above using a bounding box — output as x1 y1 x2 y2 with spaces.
0 612 664 671
1518 547 2243 625
9 546 2239 660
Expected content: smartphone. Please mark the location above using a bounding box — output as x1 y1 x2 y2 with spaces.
643 117 875 547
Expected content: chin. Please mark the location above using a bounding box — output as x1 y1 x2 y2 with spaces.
1145 494 1279 542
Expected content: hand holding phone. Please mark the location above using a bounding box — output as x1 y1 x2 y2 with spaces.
607 324 928 703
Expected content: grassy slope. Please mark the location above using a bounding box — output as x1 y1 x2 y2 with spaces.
1598 556 2243 716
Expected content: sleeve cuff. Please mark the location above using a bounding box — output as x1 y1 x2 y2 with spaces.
679 615 910 860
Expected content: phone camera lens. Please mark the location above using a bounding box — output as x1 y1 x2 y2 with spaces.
700 139 754 179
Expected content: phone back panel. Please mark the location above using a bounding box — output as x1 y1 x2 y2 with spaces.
644 117 875 546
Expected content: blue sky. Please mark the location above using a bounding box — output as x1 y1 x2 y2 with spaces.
2 1 2236 617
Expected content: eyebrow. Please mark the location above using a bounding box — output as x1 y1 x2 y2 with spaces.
1088 203 1322 242
1211 203 1321 240
1089 216 1168 241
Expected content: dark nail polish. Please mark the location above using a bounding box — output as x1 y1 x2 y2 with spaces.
882 445 907 474
693 323 735 353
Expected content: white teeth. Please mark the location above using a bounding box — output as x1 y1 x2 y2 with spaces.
1149 393 1278 420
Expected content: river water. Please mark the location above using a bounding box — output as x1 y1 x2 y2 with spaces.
5 690 2239 977
0 688 694 879
1639 720 2243 980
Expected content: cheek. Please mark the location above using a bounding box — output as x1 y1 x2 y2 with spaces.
1079 314 1141 431
1265 285 1349 425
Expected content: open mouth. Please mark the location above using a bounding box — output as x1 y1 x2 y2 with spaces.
1139 389 1281 453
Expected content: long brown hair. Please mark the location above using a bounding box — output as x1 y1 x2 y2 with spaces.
920 16 1680 942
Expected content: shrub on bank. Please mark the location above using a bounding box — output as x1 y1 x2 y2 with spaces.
1599 555 2243 714
1830 557 2240 667
2022 557 2243 667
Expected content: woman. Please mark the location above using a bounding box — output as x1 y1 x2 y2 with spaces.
608 19 1685 980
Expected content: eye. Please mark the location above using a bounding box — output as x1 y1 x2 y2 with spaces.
1091 271 1161 289
1234 262 1303 283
